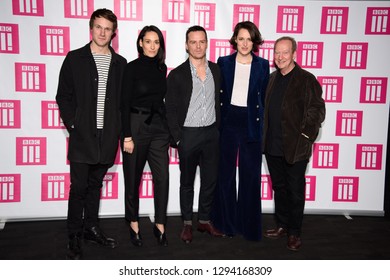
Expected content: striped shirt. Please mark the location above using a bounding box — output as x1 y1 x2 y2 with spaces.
93 53 111 129
183 61 216 127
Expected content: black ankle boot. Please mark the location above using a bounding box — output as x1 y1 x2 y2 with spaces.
84 226 118 248
66 233 82 260
153 225 168 246
129 227 143 247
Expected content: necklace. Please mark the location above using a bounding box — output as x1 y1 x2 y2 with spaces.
236 57 252 65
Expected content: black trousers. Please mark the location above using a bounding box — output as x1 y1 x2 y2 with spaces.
178 124 219 222
122 113 170 224
265 154 308 236
67 161 110 235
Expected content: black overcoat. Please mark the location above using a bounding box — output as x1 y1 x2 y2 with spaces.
56 43 127 165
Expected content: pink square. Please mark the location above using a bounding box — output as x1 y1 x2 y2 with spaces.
276 6 304 33
320 7 349 34
365 7 390 35
340 42 368 69
0 100 21 128
64 0 94 18
16 137 47 165
355 144 383 170
259 40 275 68
360 77 387 104
233 4 260 31
312 143 339 169
162 0 190 23
169 147 179 165
39 25 70 56
139 172 154 198
317 76 343 103
102 172 119 199
41 101 64 129
114 0 143 21
209 39 233 63
305 176 316 201
0 174 21 203
194 3 216 30
41 173 70 201
332 176 359 202
297 41 323 68
0 23 19 54
261 175 273 200
335 110 363 136
15 63 46 92
12 0 44 16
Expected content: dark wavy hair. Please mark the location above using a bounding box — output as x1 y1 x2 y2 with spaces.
137 25 166 67
229 21 264 52
89 8 118 35
185 25 208 42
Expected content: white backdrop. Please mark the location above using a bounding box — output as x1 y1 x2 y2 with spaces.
0 0 389 222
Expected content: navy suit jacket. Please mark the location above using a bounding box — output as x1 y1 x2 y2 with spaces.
217 52 270 142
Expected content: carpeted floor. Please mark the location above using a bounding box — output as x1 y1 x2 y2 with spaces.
0 214 389 260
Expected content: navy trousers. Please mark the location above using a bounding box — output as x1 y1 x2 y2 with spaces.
212 106 262 241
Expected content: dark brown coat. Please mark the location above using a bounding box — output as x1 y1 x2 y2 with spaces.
263 64 326 164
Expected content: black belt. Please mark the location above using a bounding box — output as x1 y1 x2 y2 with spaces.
131 108 151 115
182 123 216 130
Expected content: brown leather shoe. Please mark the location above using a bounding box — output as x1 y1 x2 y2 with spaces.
264 227 287 239
197 222 225 237
180 225 192 244
287 235 302 251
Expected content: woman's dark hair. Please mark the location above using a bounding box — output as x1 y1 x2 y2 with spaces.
137 25 166 67
89 8 118 34
229 21 264 52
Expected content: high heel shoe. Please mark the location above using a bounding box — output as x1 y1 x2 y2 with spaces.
129 227 143 247
153 225 168 246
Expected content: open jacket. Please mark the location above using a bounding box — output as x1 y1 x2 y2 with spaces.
217 52 270 142
263 63 326 164
56 43 127 165
165 59 221 146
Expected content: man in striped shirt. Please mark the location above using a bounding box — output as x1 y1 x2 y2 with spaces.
56 9 126 260
166 26 224 243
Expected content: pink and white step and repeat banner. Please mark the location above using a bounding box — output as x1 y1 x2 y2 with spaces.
0 0 389 221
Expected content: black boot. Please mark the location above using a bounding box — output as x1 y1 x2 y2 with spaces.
66 233 82 260
129 227 143 247
153 225 168 246
84 226 118 248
